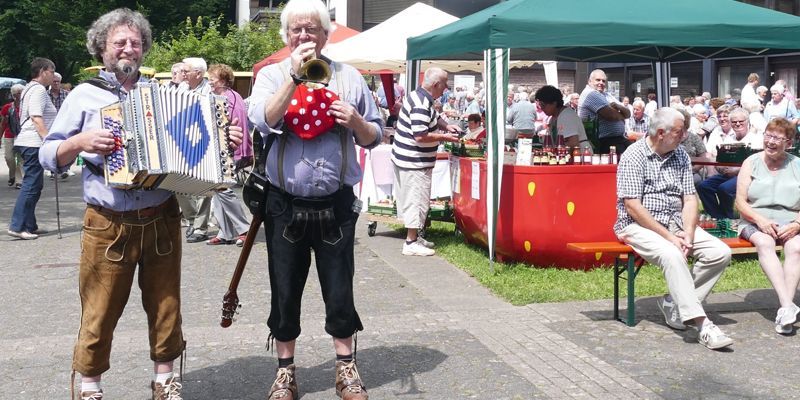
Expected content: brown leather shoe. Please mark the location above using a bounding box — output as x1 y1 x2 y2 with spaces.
268 364 298 400
335 360 368 400
80 390 104 400
151 377 183 400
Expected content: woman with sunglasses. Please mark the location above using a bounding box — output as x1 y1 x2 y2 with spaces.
735 117 800 335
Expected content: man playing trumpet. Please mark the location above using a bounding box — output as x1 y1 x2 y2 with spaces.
247 0 384 399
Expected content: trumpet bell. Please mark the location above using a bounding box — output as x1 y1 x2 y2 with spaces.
297 58 331 88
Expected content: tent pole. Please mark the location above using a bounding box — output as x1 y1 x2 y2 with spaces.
653 61 670 109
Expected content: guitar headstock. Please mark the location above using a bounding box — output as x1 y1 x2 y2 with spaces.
220 290 241 328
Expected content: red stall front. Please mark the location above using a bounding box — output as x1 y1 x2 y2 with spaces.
449 156 620 269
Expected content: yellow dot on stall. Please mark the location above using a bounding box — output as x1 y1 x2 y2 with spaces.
524 240 531 252
567 201 575 216
595 252 603 261
528 181 536 197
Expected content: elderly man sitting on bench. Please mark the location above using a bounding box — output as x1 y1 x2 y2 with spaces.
614 107 734 350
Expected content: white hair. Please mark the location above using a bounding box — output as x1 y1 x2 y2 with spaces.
279 0 333 44
182 57 207 73
771 83 785 94
422 67 446 87
10 83 25 95
53 72 62 81
692 104 706 115
648 107 684 137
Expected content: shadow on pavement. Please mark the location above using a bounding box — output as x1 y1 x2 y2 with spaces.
182 344 447 399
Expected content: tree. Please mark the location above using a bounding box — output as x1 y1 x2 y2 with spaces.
144 16 283 73
0 0 231 82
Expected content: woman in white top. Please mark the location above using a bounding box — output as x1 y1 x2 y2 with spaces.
534 85 592 153
9 57 57 240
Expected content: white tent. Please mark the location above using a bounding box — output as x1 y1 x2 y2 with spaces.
325 2 535 73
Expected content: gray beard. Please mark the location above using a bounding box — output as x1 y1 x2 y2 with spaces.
110 60 138 77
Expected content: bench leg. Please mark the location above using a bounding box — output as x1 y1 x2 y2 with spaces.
626 254 636 327
613 256 622 323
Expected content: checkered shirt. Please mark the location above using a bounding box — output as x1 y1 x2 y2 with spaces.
614 138 696 234
50 90 68 111
580 90 625 139
625 115 649 136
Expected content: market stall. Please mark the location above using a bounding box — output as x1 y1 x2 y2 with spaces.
450 157 618 269
406 0 800 268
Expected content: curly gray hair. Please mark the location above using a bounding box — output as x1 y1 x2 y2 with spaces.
86 8 152 61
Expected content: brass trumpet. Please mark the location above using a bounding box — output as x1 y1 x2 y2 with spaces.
297 55 331 89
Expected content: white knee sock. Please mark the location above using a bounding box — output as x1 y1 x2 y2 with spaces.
81 381 102 393
154 371 174 385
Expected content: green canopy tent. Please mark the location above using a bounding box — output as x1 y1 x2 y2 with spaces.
405 0 800 271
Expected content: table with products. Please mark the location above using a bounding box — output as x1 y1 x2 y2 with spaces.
449 155 620 269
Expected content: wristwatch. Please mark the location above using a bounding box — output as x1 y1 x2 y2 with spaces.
289 70 303 86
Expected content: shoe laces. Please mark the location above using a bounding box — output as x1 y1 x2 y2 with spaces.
274 367 294 385
700 323 724 340
82 393 103 400
163 380 183 400
338 362 364 393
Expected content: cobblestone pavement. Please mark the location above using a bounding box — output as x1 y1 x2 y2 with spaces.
0 161 799 399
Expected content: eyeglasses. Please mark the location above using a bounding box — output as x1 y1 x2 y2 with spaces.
289 25 322 36
110 38 142 50
730 119 747 125
764 134 789 143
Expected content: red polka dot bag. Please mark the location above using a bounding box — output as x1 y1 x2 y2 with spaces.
284 84 339 140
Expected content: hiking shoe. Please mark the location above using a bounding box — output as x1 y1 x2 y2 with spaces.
657 295 686 330
775 304 799 334
268 364 297 400
7 230 38 240
151 377 182 400
335 360 368 400
402 241 435 256
417 236 435 249
698 323 734 350
81 391 104 400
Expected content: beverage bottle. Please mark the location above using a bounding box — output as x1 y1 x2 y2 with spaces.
571 147 580 165
532 149 541 165
557 145 567 165
609 145 618 164
582 145 592 165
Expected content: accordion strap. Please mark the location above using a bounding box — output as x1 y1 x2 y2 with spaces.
82 77 120 95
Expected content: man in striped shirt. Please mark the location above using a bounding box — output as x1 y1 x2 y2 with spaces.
392 67 460 256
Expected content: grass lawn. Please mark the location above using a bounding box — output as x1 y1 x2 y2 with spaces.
413 221 772 306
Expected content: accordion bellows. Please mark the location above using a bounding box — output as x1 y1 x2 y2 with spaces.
101 83 236 195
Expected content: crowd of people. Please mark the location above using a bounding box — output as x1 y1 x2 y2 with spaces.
3 0 800 398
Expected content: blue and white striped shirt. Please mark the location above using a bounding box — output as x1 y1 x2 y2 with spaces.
392 87 440 169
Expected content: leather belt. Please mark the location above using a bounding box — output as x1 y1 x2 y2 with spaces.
87 199 171 220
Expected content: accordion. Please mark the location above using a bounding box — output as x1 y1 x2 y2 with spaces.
100 82 236 195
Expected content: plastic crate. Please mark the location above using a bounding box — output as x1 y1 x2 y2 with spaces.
367 202 397 216
701 218 739 238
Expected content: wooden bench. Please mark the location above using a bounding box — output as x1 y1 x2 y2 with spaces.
567 238 760 327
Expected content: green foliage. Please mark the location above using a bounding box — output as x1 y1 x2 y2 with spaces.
402 221 772 305
145 16 283 73
0 0 230 82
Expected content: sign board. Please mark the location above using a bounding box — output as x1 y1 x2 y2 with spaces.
670 77 679 88
636 83 641 93
454 75 476 92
